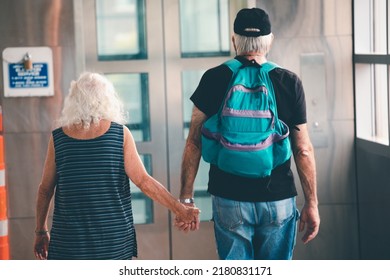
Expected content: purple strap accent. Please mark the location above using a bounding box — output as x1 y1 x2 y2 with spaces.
220 131 288 151
222 85 268 114
227 84 268 95
222 108 272 118
202 126 221 141
202 121 290 151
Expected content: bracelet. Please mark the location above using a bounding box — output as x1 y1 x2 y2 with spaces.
35 230 49 235
179 198 194 204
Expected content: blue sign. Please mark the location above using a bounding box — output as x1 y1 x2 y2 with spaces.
8 63 49 88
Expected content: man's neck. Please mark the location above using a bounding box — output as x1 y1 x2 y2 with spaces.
239 53 267 65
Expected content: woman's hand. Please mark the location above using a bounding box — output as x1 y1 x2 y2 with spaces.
34 232 50 260
174 204 200 233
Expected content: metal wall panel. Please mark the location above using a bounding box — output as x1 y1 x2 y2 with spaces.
5 133 50 218
293 121 357 205
0 0 76 259
294 204 359 259
356 143 390 259
259 0 358 259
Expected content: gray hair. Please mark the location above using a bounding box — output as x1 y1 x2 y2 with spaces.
57 72 127 129
233 33 274 55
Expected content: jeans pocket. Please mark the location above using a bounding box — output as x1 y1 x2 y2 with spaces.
213 196 243 230
266 197 296 226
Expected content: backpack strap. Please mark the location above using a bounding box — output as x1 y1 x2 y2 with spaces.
224 58 279 73
260 61 279 72
215 59 242 115
223 59 243 75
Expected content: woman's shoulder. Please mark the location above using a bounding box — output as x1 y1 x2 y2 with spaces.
110 122 126 135
110 121 125 129
52 126 64 138
52 126 63 133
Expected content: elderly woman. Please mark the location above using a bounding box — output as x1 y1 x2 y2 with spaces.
34 72 199 260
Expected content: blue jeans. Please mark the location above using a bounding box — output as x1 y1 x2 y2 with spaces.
212 195 299 260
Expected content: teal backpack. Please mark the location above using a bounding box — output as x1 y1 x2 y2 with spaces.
201 59 292 178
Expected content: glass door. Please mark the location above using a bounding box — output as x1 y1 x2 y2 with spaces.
164 0 235 260
80 0 171 259
78 0 248 260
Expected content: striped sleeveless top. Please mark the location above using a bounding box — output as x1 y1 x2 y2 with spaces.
48 122 137 259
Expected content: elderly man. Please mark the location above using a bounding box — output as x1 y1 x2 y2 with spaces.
177 8 320 260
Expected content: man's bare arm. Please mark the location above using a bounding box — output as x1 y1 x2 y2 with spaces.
290 124 320 244
174 106 207 232
180 106 208 199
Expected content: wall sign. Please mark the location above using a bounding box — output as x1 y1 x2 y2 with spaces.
2 47 54 97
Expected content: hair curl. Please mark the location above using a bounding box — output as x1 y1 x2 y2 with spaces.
234 33 274 55
57 72 127 129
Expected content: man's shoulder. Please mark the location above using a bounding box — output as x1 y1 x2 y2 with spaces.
200 61 233 83
269 65 301 81
205 61 232 75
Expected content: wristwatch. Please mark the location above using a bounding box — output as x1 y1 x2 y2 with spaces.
179 198 194 204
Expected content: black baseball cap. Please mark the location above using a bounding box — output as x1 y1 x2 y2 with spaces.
233 8 271 37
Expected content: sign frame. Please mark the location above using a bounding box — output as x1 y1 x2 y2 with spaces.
2 47 54 97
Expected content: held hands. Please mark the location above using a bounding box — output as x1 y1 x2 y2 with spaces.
174 202 200 233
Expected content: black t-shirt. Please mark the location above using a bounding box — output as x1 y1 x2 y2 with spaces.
190 56 307 202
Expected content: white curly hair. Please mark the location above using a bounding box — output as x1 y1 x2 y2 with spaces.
57 72 127 129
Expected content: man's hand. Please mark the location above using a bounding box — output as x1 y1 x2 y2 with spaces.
299 203 320 244
174 203 200 233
